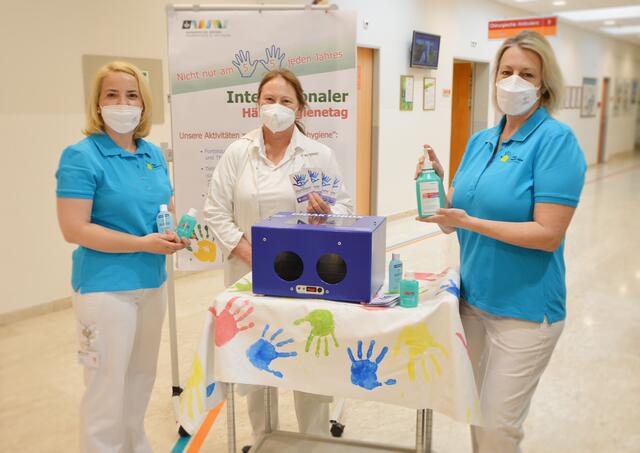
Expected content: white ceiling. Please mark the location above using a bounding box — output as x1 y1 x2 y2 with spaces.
491 0 640 46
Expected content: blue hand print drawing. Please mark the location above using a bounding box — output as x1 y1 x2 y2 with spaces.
232 50 260 78
347 340 396 390
437 279 460 298
259 45 286 71
292 174 308 187
246 324 297 378
308 170 320 184
322 174 332 188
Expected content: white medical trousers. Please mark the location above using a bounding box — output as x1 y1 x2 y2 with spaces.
460 301 563 453
246 386 331 442
72 286 167 453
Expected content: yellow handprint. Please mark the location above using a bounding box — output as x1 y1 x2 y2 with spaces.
181 355 205 420
187 224 217 262
393 323 449 382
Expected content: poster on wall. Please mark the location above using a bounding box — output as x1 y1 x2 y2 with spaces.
580 78 597 118
167 8 357 270
400 75 414 111
423 77 436 111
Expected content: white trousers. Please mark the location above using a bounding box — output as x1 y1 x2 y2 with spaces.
246 386 331 442
460 302 564 453
72 286 167 453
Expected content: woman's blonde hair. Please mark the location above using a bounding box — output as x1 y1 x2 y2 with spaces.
493 30 564 114
83 61 153 139
257 69 308 135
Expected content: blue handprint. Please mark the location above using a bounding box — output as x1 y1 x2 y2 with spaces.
347 340 396 390
437 279 460 298
232 50 260 78
259 44 286 71
246 324 297 378
322 174 332 188
292 174 308 187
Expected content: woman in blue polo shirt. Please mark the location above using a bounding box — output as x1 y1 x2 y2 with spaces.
416 31 586 452
56 61 189 452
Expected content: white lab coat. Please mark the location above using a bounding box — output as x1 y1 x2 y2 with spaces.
203 126 353 287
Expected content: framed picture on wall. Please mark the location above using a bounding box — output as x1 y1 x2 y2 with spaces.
400 75 414 111
423 77 436 111
580 77 597 117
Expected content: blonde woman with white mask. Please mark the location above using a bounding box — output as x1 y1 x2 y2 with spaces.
204 69 352 450
56 61 189 452
414 31 586 452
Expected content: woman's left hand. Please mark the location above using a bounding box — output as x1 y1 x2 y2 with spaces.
161 230 191 249
307 192 332 215
416 208 471 229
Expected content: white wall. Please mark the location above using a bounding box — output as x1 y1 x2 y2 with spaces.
1 0 638 316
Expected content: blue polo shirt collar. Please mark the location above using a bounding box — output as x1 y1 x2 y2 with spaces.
90 133 151 157
484 107 550 150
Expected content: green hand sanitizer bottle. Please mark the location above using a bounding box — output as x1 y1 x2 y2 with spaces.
416 149 445 218
176 208 197 239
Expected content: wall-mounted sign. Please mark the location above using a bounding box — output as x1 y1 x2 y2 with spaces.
488 17 557 40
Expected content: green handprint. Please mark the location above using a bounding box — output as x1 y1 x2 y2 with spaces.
230 277 252 293
294 309 339 357
187 223 217 262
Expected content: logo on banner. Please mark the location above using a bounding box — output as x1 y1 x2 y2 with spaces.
182 19 228 30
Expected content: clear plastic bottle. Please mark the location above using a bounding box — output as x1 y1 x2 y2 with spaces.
416 149 445 218
388 253 403 293
156 204 174 234
176 208 197 239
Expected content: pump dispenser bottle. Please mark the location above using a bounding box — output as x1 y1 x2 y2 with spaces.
416 149 445 218
176 208 198 239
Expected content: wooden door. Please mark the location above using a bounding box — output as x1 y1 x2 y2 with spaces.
597 78 609 164
356 47 373 215
449 62 473 184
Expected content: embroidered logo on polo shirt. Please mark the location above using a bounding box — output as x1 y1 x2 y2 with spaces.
146 162 153 170
499 152 523 164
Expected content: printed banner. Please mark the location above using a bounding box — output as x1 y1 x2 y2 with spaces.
178 268 482 434
167 8 357 269
488 16 557 39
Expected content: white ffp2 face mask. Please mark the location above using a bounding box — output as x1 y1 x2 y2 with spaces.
260 103 296 133
496 75 540 116
100 105 142 134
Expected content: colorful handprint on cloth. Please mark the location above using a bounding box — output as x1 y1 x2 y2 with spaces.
259 45 286 71
209 297 255 347
230 278 252 293
181 355 205 420
232 50 260 78
294 309 339 357
347 340 396 390
246 325 297 378
436 278 460 298
393 323 449 382
186 224 217 262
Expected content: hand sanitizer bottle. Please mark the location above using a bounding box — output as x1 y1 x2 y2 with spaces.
156 204 174 234
388 253 403 293
176 208 197 239
400 272 419 308
416 149 445 218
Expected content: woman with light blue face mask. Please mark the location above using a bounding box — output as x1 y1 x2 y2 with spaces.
56 61 190 452
414 31 586 452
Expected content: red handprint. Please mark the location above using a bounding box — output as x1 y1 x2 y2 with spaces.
209 297 255 347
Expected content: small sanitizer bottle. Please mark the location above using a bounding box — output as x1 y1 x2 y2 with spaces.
156 204 174 233
176 208 197 239
416 149 445 218
399 272 419 308
388 253 403 293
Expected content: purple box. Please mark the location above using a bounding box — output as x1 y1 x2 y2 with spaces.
251 212 386 303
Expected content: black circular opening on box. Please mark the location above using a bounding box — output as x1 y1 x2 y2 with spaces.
274 251 304 281
316 253 347 284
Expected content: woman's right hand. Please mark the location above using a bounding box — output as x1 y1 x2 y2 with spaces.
140 232 186 255
415 144 445 180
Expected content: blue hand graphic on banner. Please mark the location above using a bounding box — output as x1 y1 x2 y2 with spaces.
232 50 260 78
259 45 286 71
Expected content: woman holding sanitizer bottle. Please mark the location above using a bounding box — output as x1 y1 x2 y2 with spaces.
414 31 586 452
56 61 189 452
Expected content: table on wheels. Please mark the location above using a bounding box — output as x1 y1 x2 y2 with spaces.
178 267 481 452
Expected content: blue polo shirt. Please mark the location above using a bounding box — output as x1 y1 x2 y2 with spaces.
56 133 172 294
452 108 586 323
